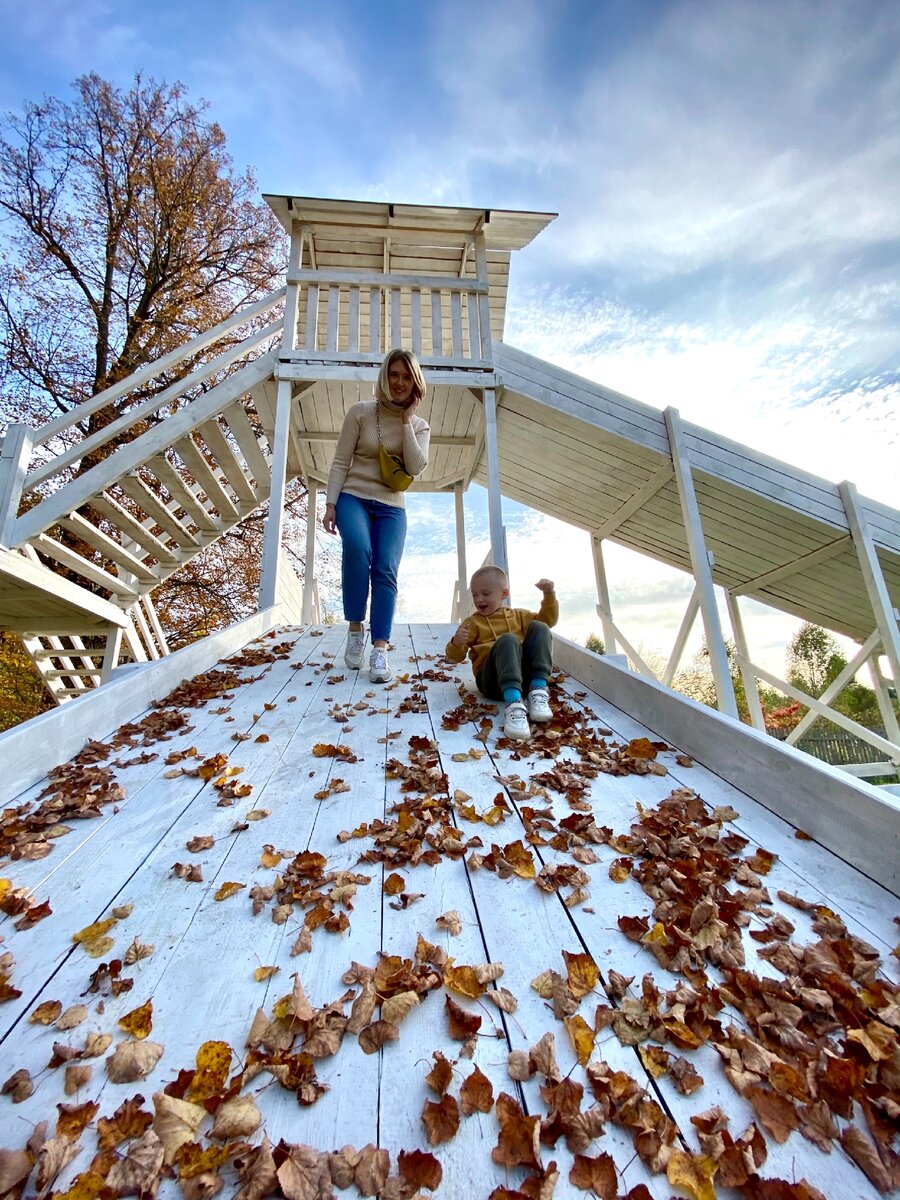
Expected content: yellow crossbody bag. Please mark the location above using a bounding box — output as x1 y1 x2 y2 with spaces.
376 406 413 492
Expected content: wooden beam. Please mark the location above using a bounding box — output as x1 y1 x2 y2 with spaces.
482 387 506 575
302 483 318 625
454 484 468 623
665 407 738 719
259 382 293 609
741 653 900 764
0 546 129 628
840 480 900 688
288 268 488 294
0 424 34 549
725 592 766 731
590 535 617 655
594 463 673 540
733 536 851 594
662 586 699 687
785 630 882 744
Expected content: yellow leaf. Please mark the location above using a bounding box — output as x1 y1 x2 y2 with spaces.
642 921 668 945
666 1148 718 1200
214 881 245 901
444 965 485 999
562 950 599 999
118 999 153 1040
245 809 269 821
29 1000 63 1025
254 966 280 982
188 1040 233 1100
72 917 117 945
564 1014 596 1065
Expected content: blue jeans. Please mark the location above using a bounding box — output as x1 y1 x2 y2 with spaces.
335 493 407 642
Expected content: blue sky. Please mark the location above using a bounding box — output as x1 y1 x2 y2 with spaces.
1 0 898 674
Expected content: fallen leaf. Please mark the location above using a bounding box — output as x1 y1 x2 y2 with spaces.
106 1129 164 1196
569 1152 618 1198
152 1092 206 1163
56 1005 89 1031
210 1094 261 1139
30 999 63 1025
422 1094 460 1145
460 1064 494 1115
118 999 153 1040
106 1040 164 1083
214 881 245 901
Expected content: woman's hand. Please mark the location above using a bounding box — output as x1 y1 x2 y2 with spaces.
323 503 338 535
401 396 419 424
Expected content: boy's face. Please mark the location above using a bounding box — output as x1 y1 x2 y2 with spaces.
471 576 508 616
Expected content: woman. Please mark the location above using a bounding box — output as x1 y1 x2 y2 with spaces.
322 349 430 683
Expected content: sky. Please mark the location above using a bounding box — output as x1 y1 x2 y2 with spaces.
1 0 898 679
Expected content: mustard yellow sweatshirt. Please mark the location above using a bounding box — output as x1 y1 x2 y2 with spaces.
445 594 559 677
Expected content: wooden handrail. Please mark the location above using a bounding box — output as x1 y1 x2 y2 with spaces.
34 289 286 448
287 269 488 293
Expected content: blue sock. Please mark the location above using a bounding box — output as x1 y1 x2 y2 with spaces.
530 678 547 691
503 688 522 703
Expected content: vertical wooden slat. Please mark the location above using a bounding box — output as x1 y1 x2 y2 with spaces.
303 483 318 625
454 483 468 621
431 291 442 357
326 286 340 352
390 288 401 349
369 287 381 357
304 283 319 352
450 292 463 359
473 232 493 361
348 287 360 353
590 534 618 656
482 387 507 575
467 293 478 361
410 289 422 356
726 592 766 731
281 221 304 353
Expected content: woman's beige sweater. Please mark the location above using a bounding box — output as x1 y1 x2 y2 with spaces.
325 399 430 509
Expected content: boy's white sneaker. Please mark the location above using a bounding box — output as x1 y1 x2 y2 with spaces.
527 688 552 724
369 647 393 684
503 700 531 741
344 629 366 670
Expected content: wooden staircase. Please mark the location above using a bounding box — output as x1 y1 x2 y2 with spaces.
0 290 289 700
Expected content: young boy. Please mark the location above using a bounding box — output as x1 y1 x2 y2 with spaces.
445 566 558 741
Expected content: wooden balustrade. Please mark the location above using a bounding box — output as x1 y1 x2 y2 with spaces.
283 271 491 367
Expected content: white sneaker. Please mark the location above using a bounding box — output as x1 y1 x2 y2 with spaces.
369 647 393 683
503 700 530 741
345 629 365 670
527 688 552 723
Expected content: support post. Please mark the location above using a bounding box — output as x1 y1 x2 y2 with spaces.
259 380 293 610
0 423 34 548
839 480 900 689
725 591 766 730
869 654 900 749
664 407 738 719
454 483 468 621
662 586 699 686
590 534 617 654
302 483 318 624
142 595 169 656
101 626 125 683
482 387 507 575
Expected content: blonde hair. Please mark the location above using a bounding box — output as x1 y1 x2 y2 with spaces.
470 565 508 589
375 349 426 406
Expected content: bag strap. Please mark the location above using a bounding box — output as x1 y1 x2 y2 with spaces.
375 402 383 446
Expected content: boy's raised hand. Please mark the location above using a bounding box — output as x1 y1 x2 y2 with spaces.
535 578 555 594
451 622 474 647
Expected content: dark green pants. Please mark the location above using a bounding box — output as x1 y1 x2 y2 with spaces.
475 622 553 700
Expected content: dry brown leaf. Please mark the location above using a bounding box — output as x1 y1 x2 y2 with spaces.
435 910 462 935
64 1065 92 1095
210 1094 261 1139
106 1130 165 1197
56 1004 88 1031
106 1040 164 1083
397 1148 442 1192
83 1033 112 1058
358 1020 400 1054
35 1135 82 1196
56 1099 99 1140
421 1094 461 1145
381 991 420 1024
569 1151 618 1198
186 835 214 853
0 1149 33 1194
354 1144 390 1196
460 1064 494 1115
152 1092 207 1163
1 1068 33 1102
234 1137 277 1200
